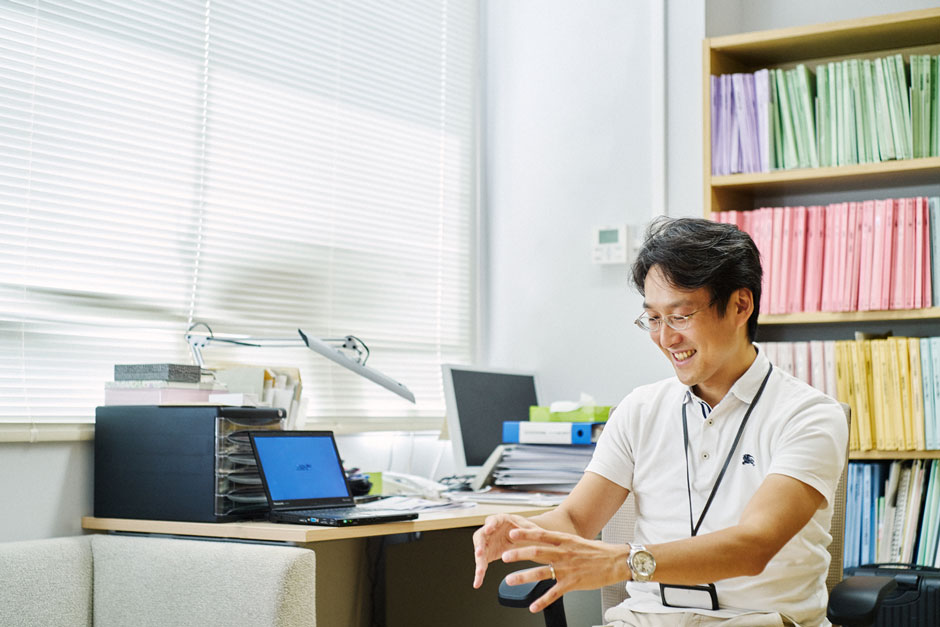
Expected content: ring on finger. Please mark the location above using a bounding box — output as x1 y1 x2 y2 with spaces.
549 563 557 580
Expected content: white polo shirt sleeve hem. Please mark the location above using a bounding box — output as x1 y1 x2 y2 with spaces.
585 388 649 492
766 398 848 509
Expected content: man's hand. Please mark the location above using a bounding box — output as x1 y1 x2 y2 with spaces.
471 474 630 597
472 513 541 589
499 527 630 613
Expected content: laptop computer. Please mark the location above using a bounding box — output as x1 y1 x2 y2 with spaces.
248 430 419 527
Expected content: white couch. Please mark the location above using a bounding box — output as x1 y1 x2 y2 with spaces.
0 534 316 627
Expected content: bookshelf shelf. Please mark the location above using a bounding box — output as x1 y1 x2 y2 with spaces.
707 9 940 72
759 307 940 326
850 450 940 461
710 156 940 196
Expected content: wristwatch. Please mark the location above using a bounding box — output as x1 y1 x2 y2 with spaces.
627 543 656 582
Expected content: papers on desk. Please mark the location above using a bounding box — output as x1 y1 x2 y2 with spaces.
446 489 566 507
358 495 471 512
492 444 594 493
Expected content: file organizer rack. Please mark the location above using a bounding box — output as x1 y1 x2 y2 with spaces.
94 405 284 523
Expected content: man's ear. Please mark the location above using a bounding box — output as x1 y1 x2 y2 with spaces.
732 288 754 323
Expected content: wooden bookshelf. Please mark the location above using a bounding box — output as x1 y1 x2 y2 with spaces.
703 7 940 217
850 450 940 461
703 9 940 468
760 307 940 326
711 156 940 201
706 10 940 73
705 8 940 330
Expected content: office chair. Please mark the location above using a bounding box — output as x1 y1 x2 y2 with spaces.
498 405 898 626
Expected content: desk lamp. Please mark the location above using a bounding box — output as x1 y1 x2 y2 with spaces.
184 323 416 403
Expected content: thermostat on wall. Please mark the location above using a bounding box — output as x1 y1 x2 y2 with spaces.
592 225 628 264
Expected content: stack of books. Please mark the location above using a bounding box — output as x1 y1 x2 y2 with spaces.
711 53 940 174
845 459 940 569
105 363 225 405
710 69 775 174
491 444 596 494
491 418 606 493
713 196 940 314
763 337 940 452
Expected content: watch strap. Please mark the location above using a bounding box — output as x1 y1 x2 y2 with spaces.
627 543 654 582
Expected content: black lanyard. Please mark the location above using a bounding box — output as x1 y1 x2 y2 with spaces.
681 364 773 537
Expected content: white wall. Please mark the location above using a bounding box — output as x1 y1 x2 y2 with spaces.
706 0 940 37
666 0 707 219
0 441 93 541
483 0 672 406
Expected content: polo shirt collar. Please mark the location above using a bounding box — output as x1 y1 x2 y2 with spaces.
727 343 770 404
682 343 768 407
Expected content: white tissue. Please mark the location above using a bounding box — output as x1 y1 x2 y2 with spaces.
549 392 597 413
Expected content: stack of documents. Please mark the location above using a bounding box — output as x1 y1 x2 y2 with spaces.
845 459 940 569
359 495 467 512
710 53 940 174
713 196 940 315
446 489 566 507
493 444 595 493
765 335 940 453
107 362 225 405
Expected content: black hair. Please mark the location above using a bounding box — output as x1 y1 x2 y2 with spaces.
630 217 762 341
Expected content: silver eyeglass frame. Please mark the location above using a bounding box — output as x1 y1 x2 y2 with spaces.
634 307 707 333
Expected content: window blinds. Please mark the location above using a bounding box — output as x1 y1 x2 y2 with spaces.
0 0 477 425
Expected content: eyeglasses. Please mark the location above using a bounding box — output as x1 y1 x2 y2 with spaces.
634 307 706 333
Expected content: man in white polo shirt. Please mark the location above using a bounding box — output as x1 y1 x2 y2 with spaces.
471 217 847 626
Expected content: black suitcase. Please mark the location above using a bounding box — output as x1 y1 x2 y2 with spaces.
843 564 940 626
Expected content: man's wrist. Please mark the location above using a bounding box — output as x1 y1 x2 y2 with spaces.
627 543 657 582
613 543 632 582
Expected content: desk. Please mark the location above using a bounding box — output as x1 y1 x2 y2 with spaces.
83 503 554 627
82 502 549 543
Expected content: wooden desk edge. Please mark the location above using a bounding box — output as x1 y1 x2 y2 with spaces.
81 503 553 544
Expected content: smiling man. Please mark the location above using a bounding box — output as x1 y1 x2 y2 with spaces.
472 217 848 627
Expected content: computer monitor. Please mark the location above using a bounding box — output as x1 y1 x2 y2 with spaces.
442 364 540 474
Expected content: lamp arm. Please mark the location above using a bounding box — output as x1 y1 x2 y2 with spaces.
297 330 415 403
183 326 415 404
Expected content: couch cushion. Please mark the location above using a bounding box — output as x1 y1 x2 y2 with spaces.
0 536 94 627
91 534 316 627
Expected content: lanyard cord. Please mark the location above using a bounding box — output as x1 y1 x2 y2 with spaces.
682 364 773 537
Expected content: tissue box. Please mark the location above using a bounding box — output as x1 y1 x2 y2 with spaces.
529 405 611 422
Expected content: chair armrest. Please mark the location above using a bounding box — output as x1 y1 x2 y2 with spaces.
827 575 897 627
498 577 554 608
498 575 567 627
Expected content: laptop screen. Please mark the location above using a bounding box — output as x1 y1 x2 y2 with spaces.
250 431 352 506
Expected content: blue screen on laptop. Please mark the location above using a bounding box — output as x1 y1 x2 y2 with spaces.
253 435 350 501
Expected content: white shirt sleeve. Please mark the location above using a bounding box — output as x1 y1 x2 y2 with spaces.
585 392 637 491
766 395 848 507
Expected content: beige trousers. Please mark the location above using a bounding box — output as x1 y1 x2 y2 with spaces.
601 610 791 627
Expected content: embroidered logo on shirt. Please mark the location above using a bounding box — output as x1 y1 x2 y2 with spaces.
742 454 756 466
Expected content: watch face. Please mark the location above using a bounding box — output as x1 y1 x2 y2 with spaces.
633 550 655 575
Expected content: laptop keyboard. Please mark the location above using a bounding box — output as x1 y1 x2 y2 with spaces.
289 507 360 517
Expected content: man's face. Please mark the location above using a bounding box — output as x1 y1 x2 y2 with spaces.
641 265 749 398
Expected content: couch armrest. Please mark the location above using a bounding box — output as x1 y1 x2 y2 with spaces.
0 536 94 627
91 534 316 627
827 575 897 627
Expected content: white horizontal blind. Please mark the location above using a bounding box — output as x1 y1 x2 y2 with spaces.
0 0 477 424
